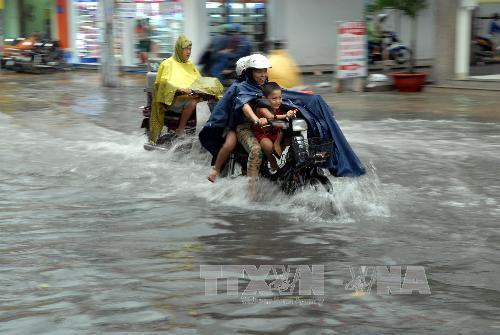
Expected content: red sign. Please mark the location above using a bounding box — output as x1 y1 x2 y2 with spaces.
337 21 367 79
339 63 362 71
338 27 367 35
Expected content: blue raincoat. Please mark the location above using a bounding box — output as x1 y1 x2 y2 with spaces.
198 81 243 157
199 77 365 177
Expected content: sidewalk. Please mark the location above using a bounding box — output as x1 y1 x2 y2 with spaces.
318 87 500 122
427 79 500 92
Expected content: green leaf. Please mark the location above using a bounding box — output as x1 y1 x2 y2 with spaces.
366 0 427 18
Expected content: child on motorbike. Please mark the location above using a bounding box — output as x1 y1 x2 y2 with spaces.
252 82 297 172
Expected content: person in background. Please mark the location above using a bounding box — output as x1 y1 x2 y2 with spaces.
199 24 232 76
136 19 151 64
367 13 388 62
210 24 252 81
267 40 303 89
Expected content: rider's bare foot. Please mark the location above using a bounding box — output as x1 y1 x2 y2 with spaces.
248 178 257 201
208 167 218 183
175 128 186 137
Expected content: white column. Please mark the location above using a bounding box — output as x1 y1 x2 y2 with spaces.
68 0 78 63
454 0 478 79
100 0 118 86
121 18 135 67
183 0 208 65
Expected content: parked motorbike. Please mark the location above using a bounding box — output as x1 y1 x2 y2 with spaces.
368 31 411 65
221 106 333 194
1 38 65 72
470 35 496 65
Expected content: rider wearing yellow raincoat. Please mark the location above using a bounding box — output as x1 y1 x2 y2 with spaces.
150 35 223 143
267 42 303 89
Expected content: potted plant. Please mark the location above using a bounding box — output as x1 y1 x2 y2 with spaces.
367 0 428 92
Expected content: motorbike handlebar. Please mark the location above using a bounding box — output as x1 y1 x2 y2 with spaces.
175 90 216 100
261 118 289 128
190 90 216 100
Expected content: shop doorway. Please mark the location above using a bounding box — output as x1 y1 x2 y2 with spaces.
19 0 53 39
470 4 500 79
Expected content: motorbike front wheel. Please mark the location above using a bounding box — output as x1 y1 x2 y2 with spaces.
305 175 333 193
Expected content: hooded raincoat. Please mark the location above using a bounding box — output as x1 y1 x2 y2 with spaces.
150 35 223 143
267 49 303 89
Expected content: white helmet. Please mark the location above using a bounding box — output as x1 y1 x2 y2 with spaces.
235 56 250 76
245 53 272 69
377 13 388 21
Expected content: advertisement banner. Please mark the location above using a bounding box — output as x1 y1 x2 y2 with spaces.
336 21 367 79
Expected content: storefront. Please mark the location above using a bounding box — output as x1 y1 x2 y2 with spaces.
70 0 184 65
470 0 500 78
434 0 500 82
123 0 184 62
74 0 99 62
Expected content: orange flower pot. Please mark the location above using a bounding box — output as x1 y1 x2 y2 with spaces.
389 72 427 92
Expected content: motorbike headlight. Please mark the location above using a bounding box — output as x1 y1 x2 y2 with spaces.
292 119 308 132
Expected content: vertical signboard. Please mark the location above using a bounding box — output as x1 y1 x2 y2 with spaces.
337 21 368 79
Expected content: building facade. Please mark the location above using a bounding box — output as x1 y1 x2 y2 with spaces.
434 0 500 83
4 0 498 82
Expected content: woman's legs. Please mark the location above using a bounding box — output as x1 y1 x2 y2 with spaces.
236 124 263 178
236 123 263 198
208 130 237 182
176 98 197 136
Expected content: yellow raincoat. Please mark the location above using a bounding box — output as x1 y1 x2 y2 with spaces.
150 35 223 143
267 49 303 89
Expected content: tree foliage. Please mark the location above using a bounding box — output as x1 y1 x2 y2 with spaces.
367 0 427 18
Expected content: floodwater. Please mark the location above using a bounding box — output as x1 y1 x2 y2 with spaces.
1 71 499 334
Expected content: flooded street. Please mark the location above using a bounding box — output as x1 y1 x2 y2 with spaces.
1 71 499 334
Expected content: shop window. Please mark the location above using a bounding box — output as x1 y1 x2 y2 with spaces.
75 0 100 63
207 1 267 52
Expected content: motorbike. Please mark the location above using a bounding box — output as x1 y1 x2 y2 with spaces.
140 60 217 151
1 38 65 72
368 31 411 65
470 35 497 65
220 103 333 194
140 59 334 194
199 48 243 87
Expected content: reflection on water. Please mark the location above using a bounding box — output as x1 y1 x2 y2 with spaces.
1 73 499 334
